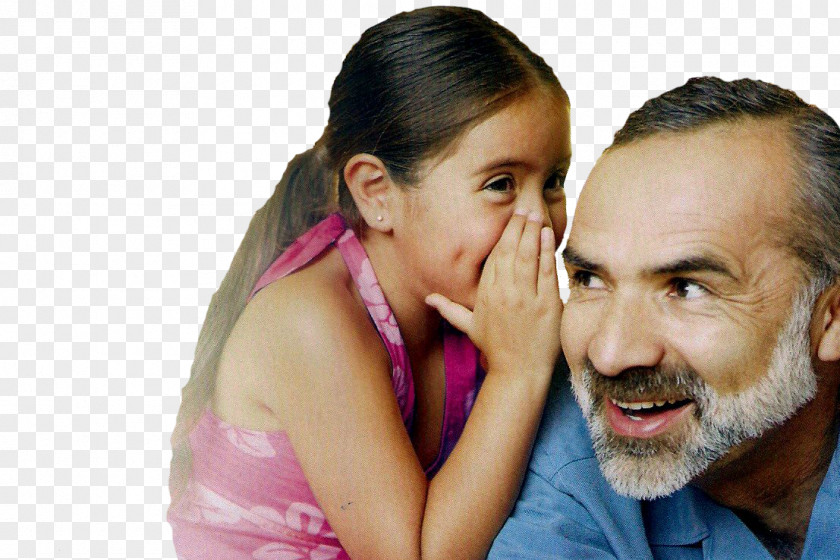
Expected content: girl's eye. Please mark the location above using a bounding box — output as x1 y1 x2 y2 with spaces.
571 271 606 289
670 279 707 299
483 176 514 193
544 172 566 192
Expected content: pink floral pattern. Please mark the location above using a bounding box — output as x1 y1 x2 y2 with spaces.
221 421 277 458
354 258 403 345
463 387 478 417
392 366 408 411
283 502 334 537
176 482 244 525
252 542 342 560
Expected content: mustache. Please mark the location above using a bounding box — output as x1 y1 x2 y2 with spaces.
582 359 707 403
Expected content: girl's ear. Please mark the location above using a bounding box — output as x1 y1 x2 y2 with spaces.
343 154 396 232
816 281 840 362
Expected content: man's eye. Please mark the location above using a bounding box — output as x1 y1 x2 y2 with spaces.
671 279 707 299
483 176 514 192
571 271 606 289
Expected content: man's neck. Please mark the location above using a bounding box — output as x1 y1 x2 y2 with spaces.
694 387 839 558
750 527 802 560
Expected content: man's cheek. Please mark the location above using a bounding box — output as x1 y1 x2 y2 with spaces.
560 306 586 365
560 309 595 413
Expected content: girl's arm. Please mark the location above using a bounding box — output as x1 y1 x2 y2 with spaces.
422 211 562 559
247 211 561 560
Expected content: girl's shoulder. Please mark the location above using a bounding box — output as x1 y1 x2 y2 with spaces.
248 244 357 320
213 246 391 427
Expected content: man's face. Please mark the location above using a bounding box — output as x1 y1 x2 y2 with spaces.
561 121 819 499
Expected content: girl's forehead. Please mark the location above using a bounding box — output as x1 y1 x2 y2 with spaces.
423 92 571 174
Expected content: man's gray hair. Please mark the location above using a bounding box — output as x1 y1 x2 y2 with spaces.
610 76 840 287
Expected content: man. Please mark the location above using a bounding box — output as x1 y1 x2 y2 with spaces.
488 77 840 559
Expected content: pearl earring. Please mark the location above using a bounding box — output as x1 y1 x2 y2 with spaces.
376 215 383 222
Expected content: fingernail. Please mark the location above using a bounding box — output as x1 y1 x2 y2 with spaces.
527 210 542 222
514 207 528 216
541 227 553 243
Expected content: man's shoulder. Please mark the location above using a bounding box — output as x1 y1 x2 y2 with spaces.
489 361 654 560
526 361 600 485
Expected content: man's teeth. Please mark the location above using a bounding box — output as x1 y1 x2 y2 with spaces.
610 398 680 410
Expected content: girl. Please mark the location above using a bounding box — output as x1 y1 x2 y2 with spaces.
168 6 571 560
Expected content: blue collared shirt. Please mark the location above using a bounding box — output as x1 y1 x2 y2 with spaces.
488 364 840 559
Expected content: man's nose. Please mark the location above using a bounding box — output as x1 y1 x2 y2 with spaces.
587 295 665 377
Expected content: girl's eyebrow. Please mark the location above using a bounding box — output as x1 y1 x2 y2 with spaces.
473 154 573 177
472 158 526 176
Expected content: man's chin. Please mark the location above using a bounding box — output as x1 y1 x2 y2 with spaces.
595 445 695 500
587 411 707 500
574 377 723 500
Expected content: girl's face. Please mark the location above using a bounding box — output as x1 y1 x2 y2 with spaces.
390 90 572 309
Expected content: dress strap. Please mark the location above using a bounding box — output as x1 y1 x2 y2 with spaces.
248 214 348 301
334 224 416 428
424 323 485 477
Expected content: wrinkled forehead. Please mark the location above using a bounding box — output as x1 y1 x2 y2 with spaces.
568 122 797 269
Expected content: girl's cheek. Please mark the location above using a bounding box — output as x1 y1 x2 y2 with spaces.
469 210 511 261
488 219 509 253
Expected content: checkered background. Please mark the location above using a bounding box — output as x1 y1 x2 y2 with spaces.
4 0 840 557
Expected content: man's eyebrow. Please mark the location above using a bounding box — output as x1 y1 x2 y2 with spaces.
561 246 603 272
562 248 737 281
647 255 737 280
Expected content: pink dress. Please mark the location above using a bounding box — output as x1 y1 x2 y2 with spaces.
169 213 485 559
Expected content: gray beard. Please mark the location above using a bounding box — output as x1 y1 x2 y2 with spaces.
571 281 820 500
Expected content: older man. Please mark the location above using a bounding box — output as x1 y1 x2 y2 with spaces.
489 77 840 559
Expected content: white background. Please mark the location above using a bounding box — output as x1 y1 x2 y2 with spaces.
4 0 840 557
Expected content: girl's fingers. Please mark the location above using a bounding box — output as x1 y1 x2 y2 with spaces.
537 226 559 295
489 209 529 271
514 211 544 290
425 293 474 336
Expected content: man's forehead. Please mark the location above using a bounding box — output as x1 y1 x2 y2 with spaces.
589 121 791 196
571 121 797 263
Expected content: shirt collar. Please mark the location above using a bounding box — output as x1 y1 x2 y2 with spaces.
642 485 709 546
643 486 771 557
802 429 840 557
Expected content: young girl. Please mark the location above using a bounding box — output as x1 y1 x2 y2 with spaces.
168 7 571 560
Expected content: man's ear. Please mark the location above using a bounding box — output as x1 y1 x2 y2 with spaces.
816 281 840 362
343 154 396 232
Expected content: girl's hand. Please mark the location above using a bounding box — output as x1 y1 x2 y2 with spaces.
426 209 563 377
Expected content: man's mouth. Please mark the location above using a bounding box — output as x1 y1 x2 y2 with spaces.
604 396 695 438
610 397 692 417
